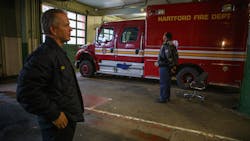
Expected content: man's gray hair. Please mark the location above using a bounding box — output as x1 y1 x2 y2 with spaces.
41 9 66 34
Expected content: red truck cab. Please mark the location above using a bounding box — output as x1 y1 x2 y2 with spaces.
76 20 146 77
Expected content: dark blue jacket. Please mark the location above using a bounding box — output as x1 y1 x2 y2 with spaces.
16 36 84 122
158 41 178 67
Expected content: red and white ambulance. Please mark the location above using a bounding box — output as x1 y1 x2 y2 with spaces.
75 0 249 89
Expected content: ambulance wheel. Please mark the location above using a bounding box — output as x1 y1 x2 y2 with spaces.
79 60 94 77
176 67 199 89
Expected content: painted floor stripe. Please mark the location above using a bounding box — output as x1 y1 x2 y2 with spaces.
85 107 240 141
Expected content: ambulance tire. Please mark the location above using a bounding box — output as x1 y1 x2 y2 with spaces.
176 67 199 89
79 60 94 77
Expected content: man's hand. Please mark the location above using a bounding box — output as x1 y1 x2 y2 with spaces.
171 66 177 74
52 112 68 129
154 61 159 67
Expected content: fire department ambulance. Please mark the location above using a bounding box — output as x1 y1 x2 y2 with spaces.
75 0 249 89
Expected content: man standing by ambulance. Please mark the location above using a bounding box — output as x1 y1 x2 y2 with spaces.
16 9 84 141
155 32 178 103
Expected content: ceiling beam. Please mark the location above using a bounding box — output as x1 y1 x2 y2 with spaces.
89 2 146 16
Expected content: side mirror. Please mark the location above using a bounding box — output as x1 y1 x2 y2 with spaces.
104 40 110 44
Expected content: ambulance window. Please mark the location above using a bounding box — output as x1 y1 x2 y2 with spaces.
121 27 138 43
98 28 114 42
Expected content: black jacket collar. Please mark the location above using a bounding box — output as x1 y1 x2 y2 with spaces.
44 36 66 54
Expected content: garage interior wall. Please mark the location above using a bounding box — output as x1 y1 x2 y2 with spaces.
0 0 40 78
0 0 124 78
0 0 22 78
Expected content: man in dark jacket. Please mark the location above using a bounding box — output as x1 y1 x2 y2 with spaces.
16 9 84 141
155 32 178 103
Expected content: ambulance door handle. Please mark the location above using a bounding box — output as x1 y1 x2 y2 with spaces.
110 48 114 53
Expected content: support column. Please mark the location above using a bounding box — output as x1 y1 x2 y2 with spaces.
20 0 41 63
239 18 250 116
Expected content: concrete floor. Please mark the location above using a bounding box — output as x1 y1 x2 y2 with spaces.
1 72 250 141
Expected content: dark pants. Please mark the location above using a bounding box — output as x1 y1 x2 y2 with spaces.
38 117 76 141
159 66 171 101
